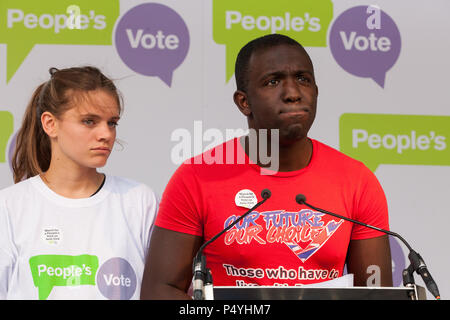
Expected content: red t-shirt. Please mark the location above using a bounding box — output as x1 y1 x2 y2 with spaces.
156 138 389 286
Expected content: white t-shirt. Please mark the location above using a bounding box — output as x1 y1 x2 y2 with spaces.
0 175 158 300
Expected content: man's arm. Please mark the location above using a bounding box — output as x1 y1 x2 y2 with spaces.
140 226 203 299
346 234 393 286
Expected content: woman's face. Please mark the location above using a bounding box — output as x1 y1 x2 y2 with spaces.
50 89 120 171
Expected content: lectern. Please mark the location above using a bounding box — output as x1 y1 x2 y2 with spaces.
211 285 426 300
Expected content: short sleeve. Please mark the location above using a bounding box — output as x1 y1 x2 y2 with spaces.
351 164 390 240
155 163 204 237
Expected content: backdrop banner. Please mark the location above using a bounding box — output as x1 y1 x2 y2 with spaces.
1 0 449 300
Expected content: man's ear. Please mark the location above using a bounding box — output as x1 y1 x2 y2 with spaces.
233 90 251 117
40 111 58 138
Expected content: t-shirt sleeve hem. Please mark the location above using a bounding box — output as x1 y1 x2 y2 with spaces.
350 229 388 240
155 221 203 237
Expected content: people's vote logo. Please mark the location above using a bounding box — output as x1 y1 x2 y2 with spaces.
213 0 333 82
0 0 119 83
29 254 99 300
329 6 401 88
96 257 137 300
114 3 190 87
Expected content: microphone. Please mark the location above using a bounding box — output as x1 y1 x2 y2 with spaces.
192 189 271 300
295 193 440 300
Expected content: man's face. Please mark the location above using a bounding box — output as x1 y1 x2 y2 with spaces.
240 44 318 145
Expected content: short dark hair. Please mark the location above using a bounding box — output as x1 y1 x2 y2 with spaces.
234 34 311 92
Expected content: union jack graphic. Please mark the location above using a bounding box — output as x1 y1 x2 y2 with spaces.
285 219 344 262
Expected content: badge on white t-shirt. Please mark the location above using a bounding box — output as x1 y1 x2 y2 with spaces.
42 227 62 245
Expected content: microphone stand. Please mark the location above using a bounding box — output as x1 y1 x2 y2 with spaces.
192 189 271 300
296 194 440 300
402 264 416 300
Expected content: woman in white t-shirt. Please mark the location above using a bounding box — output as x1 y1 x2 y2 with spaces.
0 66 158 300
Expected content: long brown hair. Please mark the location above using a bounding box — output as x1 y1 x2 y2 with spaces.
12 66 123 183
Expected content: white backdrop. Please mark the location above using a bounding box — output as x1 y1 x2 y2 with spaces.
1 0 449 299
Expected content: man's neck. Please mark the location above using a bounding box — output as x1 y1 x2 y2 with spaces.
277 137 313 171
241 134 313 172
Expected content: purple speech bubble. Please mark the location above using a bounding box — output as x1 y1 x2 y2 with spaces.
114 3 190 86
7 131 17 174
390 236 406 287
329 6 401 88
96 257 137 300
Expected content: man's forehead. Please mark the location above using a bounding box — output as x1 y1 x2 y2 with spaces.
248 44 314 75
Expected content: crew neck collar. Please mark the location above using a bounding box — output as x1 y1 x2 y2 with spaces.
30 174 111 208
236 136 317 177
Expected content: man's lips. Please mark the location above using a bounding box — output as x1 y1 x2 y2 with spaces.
280 107 311 116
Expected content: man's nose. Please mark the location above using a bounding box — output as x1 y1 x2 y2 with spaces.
282 78 302 102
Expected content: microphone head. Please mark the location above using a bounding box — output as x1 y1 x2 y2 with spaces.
295 194 306 204
261 189 271 199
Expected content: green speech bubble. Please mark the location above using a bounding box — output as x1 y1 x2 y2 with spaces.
0 111 13 163
0 0 119 82
212 0 333 82
29 254 99 300
340 113 450 172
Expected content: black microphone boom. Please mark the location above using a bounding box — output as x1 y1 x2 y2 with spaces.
295 194 410 248
295 193 440 300
192 189 272 300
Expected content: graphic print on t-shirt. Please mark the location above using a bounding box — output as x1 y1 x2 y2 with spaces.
29 255 137 300
29 254 99 300
96 257 137 300
223 209 344 262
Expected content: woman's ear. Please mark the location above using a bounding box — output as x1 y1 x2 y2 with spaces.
233 90 252 117
40 111 58 138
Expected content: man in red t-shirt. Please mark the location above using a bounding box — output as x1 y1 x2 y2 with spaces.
141 34 392 299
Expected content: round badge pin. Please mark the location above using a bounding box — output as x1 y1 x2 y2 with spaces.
235 189 257 209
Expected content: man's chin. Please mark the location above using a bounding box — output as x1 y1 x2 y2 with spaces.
279 125 306 145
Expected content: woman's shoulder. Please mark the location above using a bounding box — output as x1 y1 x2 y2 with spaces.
0 176 37 199
105 175 157 200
